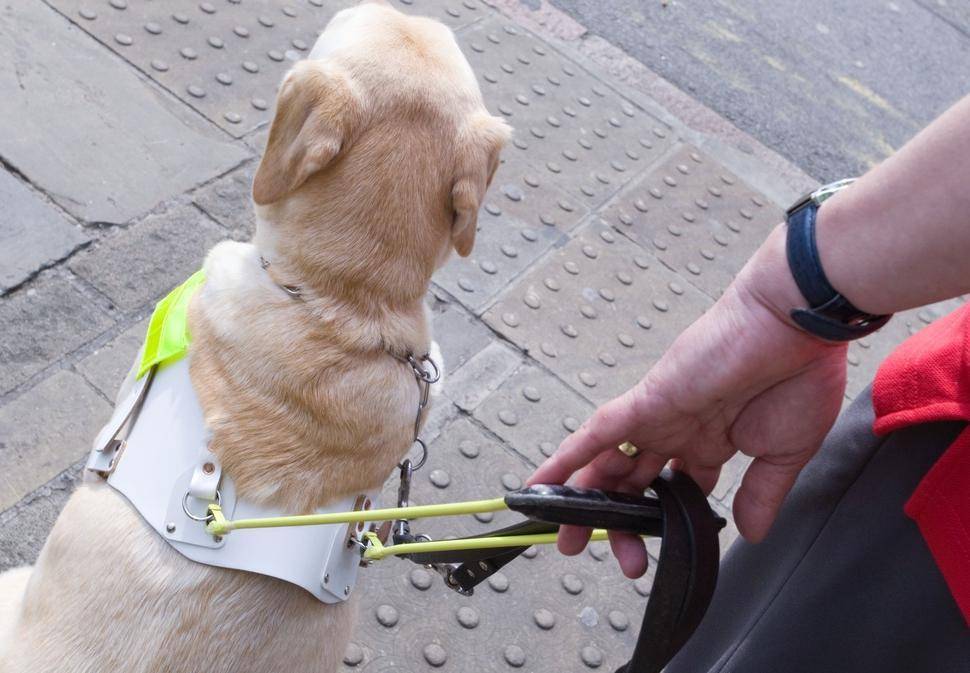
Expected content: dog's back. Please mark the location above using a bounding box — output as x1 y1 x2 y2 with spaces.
0 567 30 654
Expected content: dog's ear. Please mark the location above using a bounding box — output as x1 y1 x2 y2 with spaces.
252 61 364 206
451 113 511 257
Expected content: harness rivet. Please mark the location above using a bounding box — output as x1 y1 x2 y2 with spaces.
323 573 330 584
165 522 176 533
202 462 215 475
478 561 489 571
344 585 350 596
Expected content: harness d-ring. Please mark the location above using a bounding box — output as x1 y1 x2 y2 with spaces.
400 438 428 472
407 354 440 384
182 489 222 522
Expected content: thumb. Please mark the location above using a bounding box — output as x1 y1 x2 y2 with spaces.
731 455 808 542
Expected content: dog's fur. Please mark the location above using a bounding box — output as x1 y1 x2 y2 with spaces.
0 3 508 671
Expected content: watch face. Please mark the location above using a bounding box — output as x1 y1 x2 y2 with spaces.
811 178 857 206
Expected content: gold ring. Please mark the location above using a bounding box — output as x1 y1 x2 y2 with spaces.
618 441 640 458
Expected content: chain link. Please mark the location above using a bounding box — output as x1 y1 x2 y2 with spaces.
399 353 439 472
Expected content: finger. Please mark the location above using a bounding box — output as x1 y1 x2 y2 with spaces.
732 455 806 542
581 445 668 484
676 461 721 496
557 525 593 556
528 386 649 486
608 530 648 578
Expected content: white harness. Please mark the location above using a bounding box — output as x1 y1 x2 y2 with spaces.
84 358 378 603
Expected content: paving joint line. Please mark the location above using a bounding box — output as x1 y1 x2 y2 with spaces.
912 0 970 41
190 200 242 234
0 267 156 406
0 237 93 299
443 287 605 410
0 459 86 525
0 152 90 231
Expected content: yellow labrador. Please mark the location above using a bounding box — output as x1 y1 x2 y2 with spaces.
0 3 508 671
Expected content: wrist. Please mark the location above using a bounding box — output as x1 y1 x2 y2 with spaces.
814 191 881 314
737 224 807 330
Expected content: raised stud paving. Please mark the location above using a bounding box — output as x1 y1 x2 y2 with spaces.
348 416 651 673
50 0 482 137
482 220 713 405
600 146 781 299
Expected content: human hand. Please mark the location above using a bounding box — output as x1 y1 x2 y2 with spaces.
528 225 849 578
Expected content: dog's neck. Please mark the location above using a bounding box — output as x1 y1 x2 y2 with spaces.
252 211 439 360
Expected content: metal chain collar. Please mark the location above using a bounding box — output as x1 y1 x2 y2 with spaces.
390 352 440 548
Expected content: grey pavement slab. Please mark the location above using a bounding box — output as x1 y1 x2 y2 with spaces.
0 272 115 395
192 162 257 237
430 297 497 376
443 340 522 411
917 0 970 35
68 203 232 311
0 168 89 293
0 462 81 571
0 370 110 511
459 15 677 210
74 316 149 402
434 152 586 315
0 1 249 224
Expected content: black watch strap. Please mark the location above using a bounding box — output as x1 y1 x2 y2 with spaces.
785 201 891 341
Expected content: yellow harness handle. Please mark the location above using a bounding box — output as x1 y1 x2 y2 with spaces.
205 497 616 561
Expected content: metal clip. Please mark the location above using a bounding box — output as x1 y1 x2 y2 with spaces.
393 459 414 545
406 354 441 385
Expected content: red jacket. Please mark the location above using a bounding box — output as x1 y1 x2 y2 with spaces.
873 303 970 626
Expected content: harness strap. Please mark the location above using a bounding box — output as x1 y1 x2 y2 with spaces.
188 443 222 502
85 368 155 476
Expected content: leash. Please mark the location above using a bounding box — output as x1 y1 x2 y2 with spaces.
206 469 725 673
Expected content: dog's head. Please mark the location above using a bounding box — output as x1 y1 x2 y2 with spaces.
252 0 510 263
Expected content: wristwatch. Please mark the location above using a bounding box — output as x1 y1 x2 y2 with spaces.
785 179 892 341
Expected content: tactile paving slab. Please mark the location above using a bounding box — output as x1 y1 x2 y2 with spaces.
599 145 782 299
46 0 484 138
436 11 680 314
433 154 580 313
472 362 596 466
458 16 676 211
483 220 713 405
345 415 651 673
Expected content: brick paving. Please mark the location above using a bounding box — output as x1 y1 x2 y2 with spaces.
0 1 958 671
